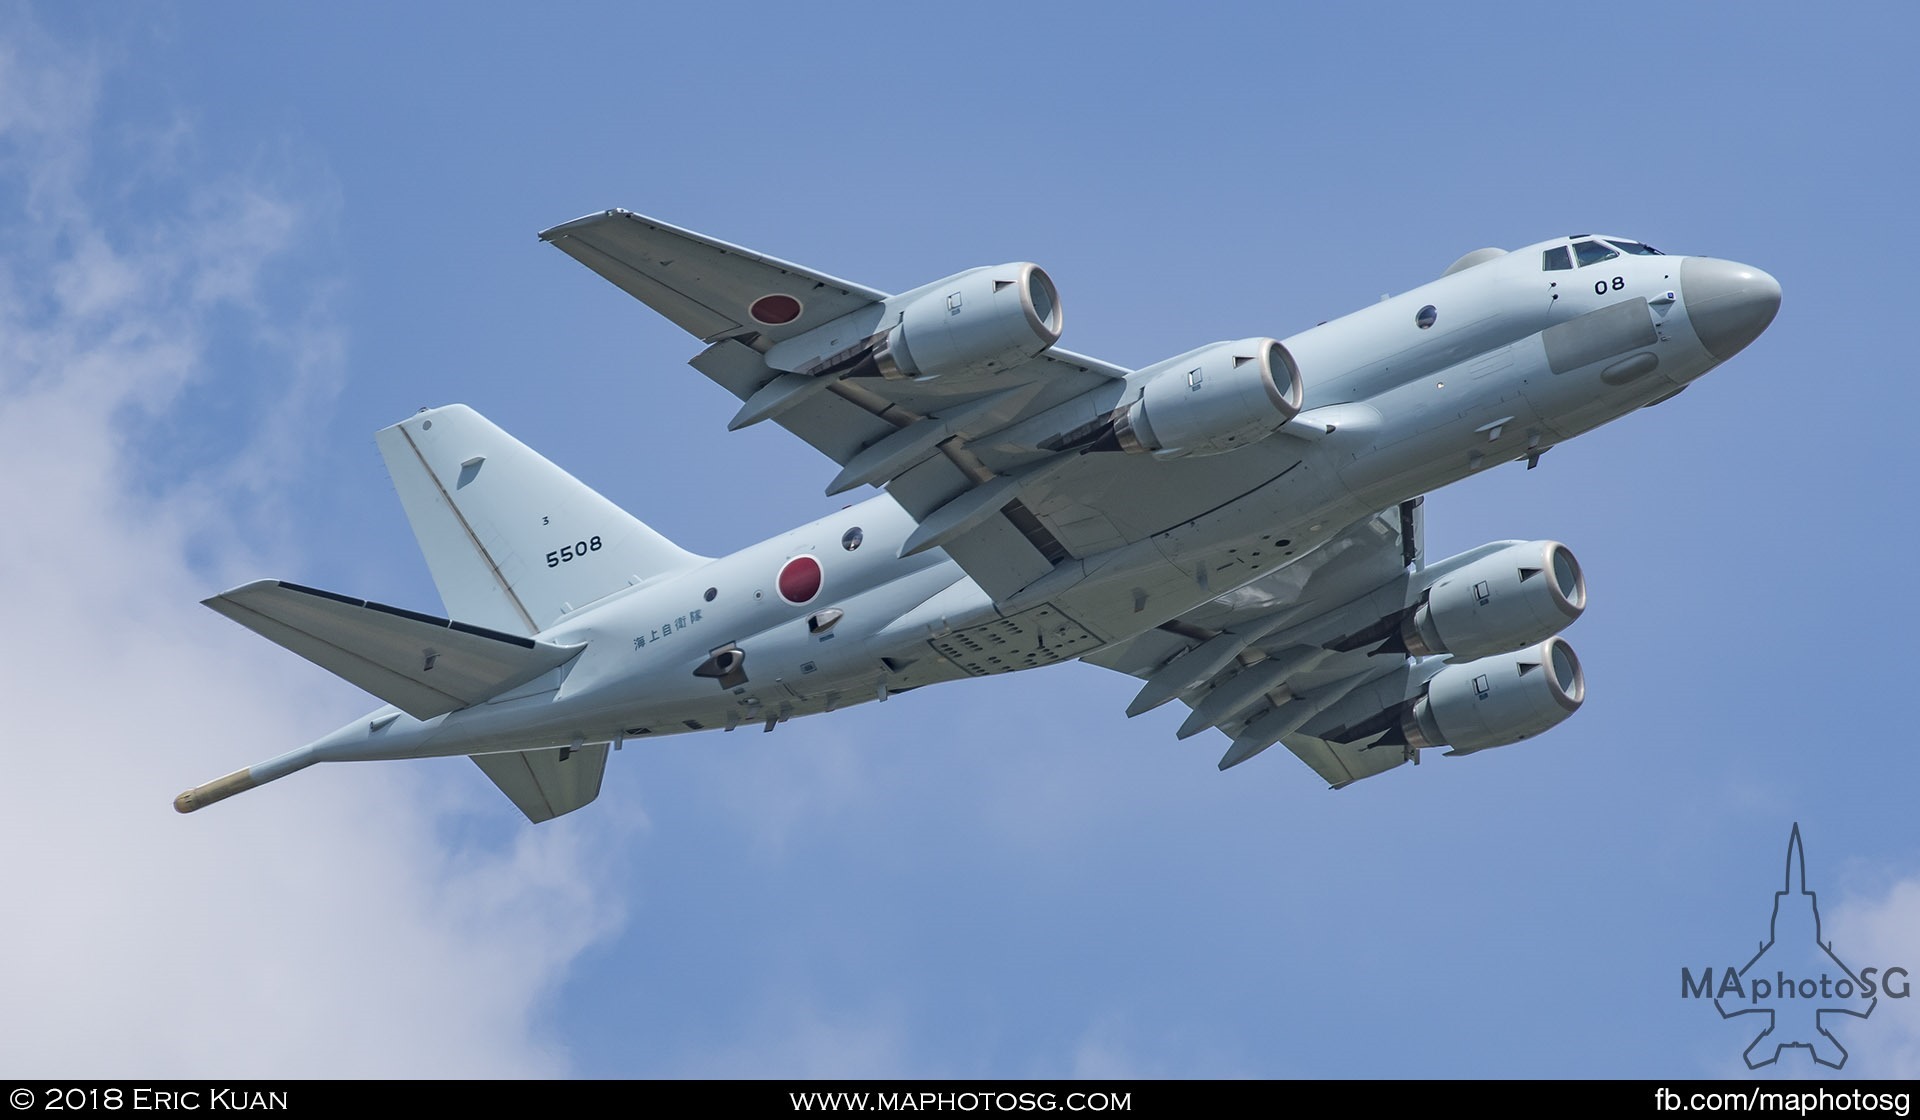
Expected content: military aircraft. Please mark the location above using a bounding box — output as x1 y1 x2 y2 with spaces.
178 211 1779 822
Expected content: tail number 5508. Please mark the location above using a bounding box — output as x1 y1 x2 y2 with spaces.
547 536 603 567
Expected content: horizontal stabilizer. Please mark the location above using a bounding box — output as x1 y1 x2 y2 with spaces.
471 744 610 823
204 581 584 720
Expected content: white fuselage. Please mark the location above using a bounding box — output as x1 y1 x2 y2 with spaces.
297 240 1758 768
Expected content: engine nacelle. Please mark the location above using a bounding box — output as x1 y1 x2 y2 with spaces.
871 263 1063 380
1404 637 1585 754
1113 338 1304 457
1402 541 1585 661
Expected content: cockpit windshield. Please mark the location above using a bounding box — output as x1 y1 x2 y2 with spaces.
1573 239 1619 268
1543 236 1665 271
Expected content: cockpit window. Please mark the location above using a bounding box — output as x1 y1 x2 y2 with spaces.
1573 239 1619 268
1604 238 1664 256
1542 246 1572 271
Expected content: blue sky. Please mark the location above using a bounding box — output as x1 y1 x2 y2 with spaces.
2 1 1915 1078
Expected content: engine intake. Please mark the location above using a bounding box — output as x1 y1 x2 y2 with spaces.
1113 338 1304 457
873 263 1062 380
768 263 1062 383
1401 541 1586 660
1403 637 1585 754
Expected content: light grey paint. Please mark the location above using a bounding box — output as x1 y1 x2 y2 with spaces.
1543 298 1658 375
181 215 1781 820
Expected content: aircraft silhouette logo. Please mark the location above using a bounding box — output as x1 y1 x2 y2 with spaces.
1694 825 1877 1069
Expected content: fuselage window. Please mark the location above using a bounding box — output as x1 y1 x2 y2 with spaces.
1605 239 1664 256
1542 246 1573 271
1415 305 1437 329
842 527 863 551
1573 240 1620 268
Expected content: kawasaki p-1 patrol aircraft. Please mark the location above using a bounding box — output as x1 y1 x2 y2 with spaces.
178 211 1779 822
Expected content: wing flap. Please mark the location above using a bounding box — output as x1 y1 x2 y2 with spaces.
471 744 610 823
204 581 584 720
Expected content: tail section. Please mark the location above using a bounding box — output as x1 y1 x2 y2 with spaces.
376 404 709 634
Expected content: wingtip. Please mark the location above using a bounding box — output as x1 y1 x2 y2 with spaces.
536 208 631 243
203 578 284 606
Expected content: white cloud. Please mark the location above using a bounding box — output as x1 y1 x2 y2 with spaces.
0 17 626 1077
1828 876 1920 1079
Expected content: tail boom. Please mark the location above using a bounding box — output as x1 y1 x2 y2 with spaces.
173 745 320 813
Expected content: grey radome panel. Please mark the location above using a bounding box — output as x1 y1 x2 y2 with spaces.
1542 298 1656 374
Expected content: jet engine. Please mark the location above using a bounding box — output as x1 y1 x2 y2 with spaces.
1402 637 1585 754
1112 338 1304 457
1399 541 1586 661
769 263 1062 383
869 263 1063 380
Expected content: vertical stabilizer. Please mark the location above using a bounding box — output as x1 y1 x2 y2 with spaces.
376 404 709 634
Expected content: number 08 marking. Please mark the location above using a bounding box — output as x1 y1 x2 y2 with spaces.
1594 276 1625 295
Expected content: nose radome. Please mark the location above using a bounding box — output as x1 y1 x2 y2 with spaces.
1682 257 1782 362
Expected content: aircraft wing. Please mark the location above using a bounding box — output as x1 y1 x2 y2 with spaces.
540 209 890 345
543 210 1156 601
1080 501 1451 787
203 580 584 721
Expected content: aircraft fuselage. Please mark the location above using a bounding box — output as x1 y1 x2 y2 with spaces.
286 237 1777 773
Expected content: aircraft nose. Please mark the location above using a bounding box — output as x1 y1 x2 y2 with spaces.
1681 257 1781 362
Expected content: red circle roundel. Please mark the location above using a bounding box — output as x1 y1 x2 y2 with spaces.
750 294 803 325
777 555 822 604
